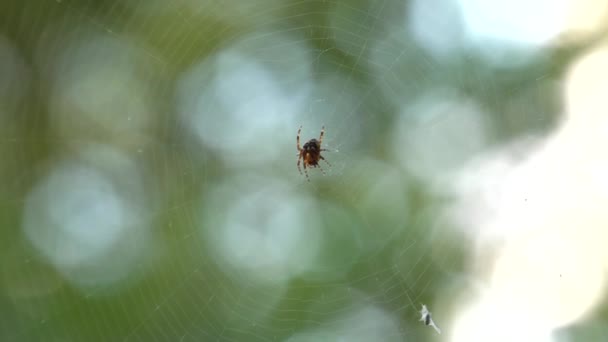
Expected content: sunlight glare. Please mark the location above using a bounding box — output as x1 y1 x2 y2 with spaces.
409 0 464 60
458 0 570 46
449 43 608 342
451 295 555 342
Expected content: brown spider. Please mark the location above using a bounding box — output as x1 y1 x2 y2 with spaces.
297 125 331 181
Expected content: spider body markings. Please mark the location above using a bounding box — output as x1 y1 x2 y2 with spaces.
297 125 331 181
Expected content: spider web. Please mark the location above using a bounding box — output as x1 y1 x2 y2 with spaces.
0 0 577 341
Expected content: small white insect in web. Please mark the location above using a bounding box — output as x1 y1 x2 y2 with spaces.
419 304 442 334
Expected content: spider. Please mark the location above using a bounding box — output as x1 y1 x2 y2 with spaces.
297 125 331 181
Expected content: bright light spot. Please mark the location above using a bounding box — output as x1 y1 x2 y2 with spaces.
564 46 608 131
392 89 489 183
177 32 312 166
25 166 125 265
409 0 464 60
458 0 570 46
447 138 548 243
561 44 608 266
492 232 604 328
201 176 321 285
409 0 608 66
448 44 608 342
23 146 150 291
455 0 580 66
563 0 608 39
451 295 555 342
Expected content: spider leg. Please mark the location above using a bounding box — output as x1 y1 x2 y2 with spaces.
318 125 325 146
320 155 331 166
297 156 303 175
317 163 326 175
303 161 310 182
297 125 302 151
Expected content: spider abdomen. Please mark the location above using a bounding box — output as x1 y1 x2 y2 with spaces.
305 153 319 166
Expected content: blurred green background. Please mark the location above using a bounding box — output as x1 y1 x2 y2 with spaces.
1 0 607 341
